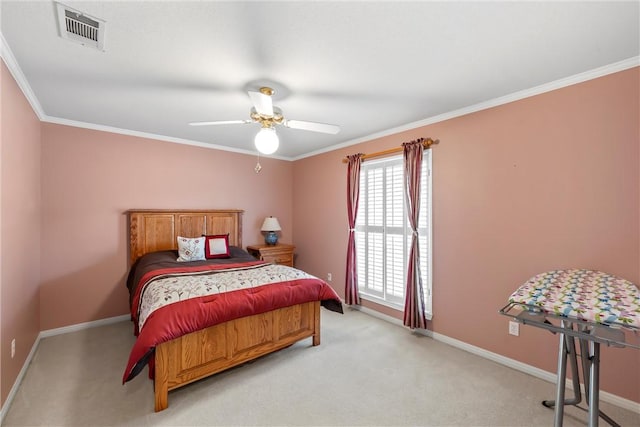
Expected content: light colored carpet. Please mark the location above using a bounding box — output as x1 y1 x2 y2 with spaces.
3 308 639 426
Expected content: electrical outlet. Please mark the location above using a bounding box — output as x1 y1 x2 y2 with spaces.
508 321 519 336
327 273 332 282
11 339 15 358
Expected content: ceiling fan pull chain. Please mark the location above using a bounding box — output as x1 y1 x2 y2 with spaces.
254 152 262 174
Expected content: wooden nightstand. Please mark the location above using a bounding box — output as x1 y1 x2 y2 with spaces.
246 243 295 267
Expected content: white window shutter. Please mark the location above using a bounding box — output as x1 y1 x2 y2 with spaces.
356 153 432 314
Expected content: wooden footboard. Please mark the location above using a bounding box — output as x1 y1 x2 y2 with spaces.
154 301 321 411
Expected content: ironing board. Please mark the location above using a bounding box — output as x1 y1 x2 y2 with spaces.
499 269 639 427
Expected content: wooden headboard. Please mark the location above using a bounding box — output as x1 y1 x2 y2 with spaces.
127 209 243 264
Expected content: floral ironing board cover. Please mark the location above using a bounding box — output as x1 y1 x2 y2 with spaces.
509 269 640 328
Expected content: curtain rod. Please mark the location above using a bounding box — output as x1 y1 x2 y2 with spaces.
341 138 437 163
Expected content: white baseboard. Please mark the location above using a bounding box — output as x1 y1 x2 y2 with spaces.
0 314 130 424
0 333 40 425
39 314 129 338
350 304 640 414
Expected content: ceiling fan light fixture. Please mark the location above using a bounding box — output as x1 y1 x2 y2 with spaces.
254 127 279 155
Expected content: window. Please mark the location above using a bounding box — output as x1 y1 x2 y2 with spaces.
355 153 432 318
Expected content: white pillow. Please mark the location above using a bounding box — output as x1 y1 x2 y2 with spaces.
176 236 205 262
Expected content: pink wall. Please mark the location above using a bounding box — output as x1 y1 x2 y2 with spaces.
0 61 42 407
40 125 293 330
293 68 640 403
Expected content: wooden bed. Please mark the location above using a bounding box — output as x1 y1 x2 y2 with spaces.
127 209 321 412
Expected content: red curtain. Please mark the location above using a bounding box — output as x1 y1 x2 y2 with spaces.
402 140 427 329
345 153 363 305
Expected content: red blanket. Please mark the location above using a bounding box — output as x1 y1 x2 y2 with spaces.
123 250 342 383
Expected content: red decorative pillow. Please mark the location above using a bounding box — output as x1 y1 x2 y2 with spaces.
203 234 231 259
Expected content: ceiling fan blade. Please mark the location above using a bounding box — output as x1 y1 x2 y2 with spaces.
284 119 340 134
189 120 252 126
248 90 274 116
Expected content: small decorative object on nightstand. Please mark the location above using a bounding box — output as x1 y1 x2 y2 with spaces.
261 216 281 245
247 243 295 267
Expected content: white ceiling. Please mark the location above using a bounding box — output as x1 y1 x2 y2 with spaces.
1 1 638 160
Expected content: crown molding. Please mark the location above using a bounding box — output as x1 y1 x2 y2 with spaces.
41 115 290 160
292 56 640 161
0 31 46 120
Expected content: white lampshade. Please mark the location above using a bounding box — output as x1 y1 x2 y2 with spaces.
261 216 281 232
254 127 279 154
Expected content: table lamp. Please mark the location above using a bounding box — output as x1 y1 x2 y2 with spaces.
261 216 281 245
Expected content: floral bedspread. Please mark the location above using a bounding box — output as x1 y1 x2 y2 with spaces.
138 263 317 331
124 253 343 383
509 269 640 328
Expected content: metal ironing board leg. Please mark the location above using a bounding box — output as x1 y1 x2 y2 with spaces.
587 341 600 427
564 334 582 405
577 329 619 426
542 330 620 427
553 328 567 427
580 336 590 402
578 338 619 427
543 322 583 427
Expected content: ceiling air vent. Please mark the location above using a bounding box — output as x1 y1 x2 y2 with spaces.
55 2 106 51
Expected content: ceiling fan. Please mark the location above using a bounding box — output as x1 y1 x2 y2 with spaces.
189 87 340 154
